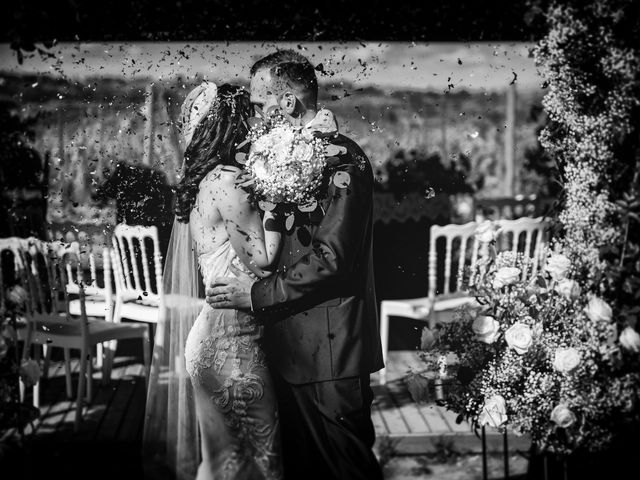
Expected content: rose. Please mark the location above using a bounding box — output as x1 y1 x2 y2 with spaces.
585 296 613 322
545 253 571 280
475 221 501 243
472 315 501 344
553 347 581 373
420 327 439 351
492 267 521 289
292 141 314 163
550 404 576 428
619 327 640 353
478 394 508 428
20 359 42 388
250 157 269 180
554 279 581 300
504 323 533 355
280 168 297 186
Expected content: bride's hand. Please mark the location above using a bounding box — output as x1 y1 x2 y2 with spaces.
206 264 256 310
234 170 254 190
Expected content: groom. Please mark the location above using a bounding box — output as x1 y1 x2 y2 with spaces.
206 50 384 480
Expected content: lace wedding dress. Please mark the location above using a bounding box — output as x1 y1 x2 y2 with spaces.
184 236 282 480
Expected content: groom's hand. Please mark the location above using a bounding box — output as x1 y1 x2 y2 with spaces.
206 265 255 310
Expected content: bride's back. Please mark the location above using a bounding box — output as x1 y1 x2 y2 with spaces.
189 165 229 258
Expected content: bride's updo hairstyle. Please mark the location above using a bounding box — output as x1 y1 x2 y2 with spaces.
175 83 252 223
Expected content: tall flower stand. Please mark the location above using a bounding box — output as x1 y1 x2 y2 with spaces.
480 427 512 480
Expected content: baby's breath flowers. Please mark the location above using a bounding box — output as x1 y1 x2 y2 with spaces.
417 222 640 455
244 111 330 206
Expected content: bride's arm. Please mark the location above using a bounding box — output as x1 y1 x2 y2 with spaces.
207 167 282 277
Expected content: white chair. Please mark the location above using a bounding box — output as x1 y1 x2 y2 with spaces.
496 216 549 280
63 243 114 377
109 224 163 379
111 224 164 325
379 221 481 385
21 242 150 431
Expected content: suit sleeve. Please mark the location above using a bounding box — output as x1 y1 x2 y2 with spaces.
250 159 372 317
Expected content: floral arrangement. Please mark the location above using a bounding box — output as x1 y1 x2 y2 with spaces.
242 110 331 207
412 0 640 458
419 222 640 455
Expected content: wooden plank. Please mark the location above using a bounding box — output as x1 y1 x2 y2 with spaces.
116 363 146 442
376 431 532 455
386 382 431 434
24 360 65 436
416 403 451 433
52 358 82 442
437 405 473 433
370 402 389 436
372 384 410 435
75 357 127 442
95 360 141 441
32 359 80 437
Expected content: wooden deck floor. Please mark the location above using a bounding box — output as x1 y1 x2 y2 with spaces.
370 351 531 454
2 348 530 479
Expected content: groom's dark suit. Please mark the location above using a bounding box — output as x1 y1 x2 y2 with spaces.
251 133 384 480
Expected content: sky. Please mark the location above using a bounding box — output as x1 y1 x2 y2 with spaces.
0 41 542 93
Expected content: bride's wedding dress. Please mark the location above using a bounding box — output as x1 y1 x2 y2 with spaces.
185 236 282 480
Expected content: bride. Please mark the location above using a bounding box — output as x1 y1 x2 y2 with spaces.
143 81 283 480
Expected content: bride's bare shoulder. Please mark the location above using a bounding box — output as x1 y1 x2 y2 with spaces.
199 165 242 192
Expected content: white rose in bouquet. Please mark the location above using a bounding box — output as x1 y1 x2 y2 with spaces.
553 347 581 373
475 221 501 243
619 326 640 353
20 358 42 388
252 158 269 180
492 267 521 289
550 404 576 428
472 315 501 344
504 323 533 355
478 394 508 428
545 253 571 280
292 141 315 163
554 278 581 300
585 296 613 322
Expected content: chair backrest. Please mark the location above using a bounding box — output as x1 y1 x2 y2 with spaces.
428 221 480 299
60 241 113 296
20 241 91 340
111 224 163 304
496 216 549 279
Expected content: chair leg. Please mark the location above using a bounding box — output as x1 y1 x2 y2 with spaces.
42 344 52 380
75 348 88 432
33 346 41 409
96 343 104 370
103 342 115 384
63 348 73 399
142 329 151 389
104 302 121 382
86 351 94 403
379 303 390 385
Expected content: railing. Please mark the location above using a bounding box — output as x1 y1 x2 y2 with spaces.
474 195 555 221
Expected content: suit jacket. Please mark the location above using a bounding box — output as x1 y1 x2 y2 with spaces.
251 134 384 385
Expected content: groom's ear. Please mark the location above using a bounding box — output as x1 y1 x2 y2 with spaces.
279 91 297 115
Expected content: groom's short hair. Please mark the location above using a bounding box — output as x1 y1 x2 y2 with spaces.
250 50 318 104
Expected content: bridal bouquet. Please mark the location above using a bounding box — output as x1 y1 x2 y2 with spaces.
242 110 331 207
419 221 640 455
